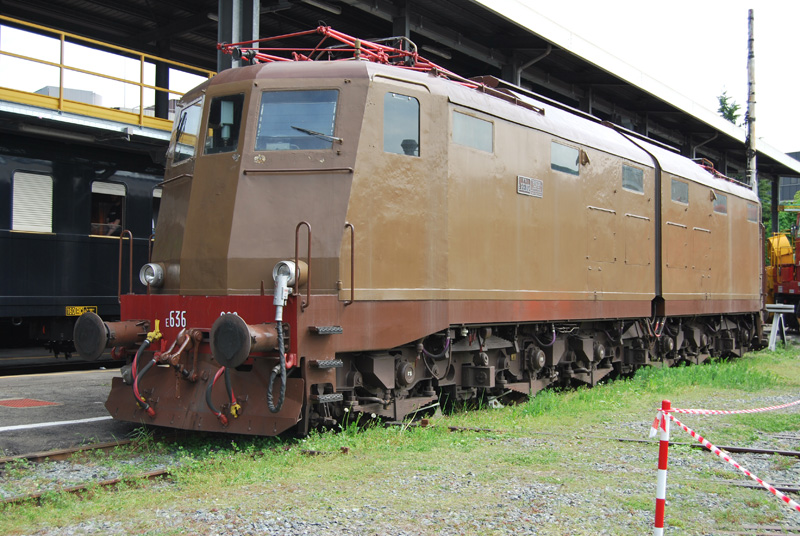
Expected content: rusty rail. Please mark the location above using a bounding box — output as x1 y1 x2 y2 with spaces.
2 468 170 506
295 221 311 312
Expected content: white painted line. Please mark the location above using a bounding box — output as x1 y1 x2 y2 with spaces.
0 416 113 433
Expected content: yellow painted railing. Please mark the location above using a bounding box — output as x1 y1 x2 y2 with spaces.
0 15 215 131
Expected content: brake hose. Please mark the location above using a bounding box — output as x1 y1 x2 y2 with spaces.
205 367 229 425
132 339 156 417
267 321 287 413
131 321 161 418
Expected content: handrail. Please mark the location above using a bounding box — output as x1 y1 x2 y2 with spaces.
148 233 155 263
294 221 311 312
344 222 355 306
118 230 134 300
0 15 214 128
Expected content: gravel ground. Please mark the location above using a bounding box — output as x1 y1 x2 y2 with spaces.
4 393 800 535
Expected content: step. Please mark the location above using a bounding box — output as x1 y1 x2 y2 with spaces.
311 359 344 369
308 326 344 335
311 393 344 404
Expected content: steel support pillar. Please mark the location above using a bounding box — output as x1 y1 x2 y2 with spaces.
217 0 260 71
501 56 521 86
155 41 170 119
392 0 410 40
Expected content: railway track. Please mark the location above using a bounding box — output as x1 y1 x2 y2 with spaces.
4 422 800 507
0 434 182 505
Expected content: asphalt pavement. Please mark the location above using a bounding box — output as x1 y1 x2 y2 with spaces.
0 369 139 456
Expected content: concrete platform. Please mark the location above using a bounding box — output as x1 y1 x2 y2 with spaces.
0 369 139 456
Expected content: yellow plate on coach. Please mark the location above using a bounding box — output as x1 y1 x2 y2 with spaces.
66 306 97 316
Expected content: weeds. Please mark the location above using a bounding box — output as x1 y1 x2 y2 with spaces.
3 347 800 536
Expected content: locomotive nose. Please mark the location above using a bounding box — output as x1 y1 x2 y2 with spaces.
73 312 148 360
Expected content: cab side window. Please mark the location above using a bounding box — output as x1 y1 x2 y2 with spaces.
384 93 419 156
169 98 203 164
152 187 162 234
205 94 245 154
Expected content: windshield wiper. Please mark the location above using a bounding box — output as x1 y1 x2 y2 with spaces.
291 125 342 144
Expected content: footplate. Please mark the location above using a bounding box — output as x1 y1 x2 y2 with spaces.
311 393 344 404
311 359 344 369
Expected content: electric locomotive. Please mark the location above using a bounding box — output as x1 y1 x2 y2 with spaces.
73 28 762 436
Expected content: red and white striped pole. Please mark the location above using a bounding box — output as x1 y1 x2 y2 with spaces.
654 399 671 536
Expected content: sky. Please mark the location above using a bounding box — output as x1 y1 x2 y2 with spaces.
520 0 800 154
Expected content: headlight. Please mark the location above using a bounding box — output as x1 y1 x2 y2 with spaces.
272 260 298 286
139 263 165 287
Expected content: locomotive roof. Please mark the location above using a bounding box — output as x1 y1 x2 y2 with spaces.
195 58 758 203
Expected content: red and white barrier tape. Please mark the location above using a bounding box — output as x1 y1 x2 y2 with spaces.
666 412 800 513
650 398 800 535
665 398 800 416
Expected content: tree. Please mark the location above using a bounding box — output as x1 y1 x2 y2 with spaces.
717 91 741 125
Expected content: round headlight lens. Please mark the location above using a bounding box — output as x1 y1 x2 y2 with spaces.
139 263 165 287
272 260 297 286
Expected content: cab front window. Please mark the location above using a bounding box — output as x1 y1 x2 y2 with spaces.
255 90 339 151
205 94 245 154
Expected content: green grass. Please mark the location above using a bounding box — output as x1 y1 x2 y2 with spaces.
3 345 800 535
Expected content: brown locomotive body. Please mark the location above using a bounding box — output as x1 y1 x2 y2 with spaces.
73 31 762 436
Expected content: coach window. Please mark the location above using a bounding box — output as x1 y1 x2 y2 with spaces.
204 93 245 155
622 164 644 194
255 90 339 151
152 187 162 234
671 179 689 204
550 141 579 176
713 192 728 215
169 98 203 164
384 93 419 156
90 182 126 236
453 111 493 152
12 172 53 233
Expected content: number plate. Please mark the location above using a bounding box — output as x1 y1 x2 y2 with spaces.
66 306 98 316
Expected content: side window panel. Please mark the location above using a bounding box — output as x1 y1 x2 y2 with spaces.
713 193 728 214
746 202 758 223
671 179 689 204
204 93 245 154
12 172 53 232
152 187 162 234
91 182 125 236
622 164 644 193
453 110 493 152
255 90 339 151
550 141 579 176
384 93 419 156
169 98 203 164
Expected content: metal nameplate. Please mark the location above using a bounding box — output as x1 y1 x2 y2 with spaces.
66 306 97 316
517 175 543 198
